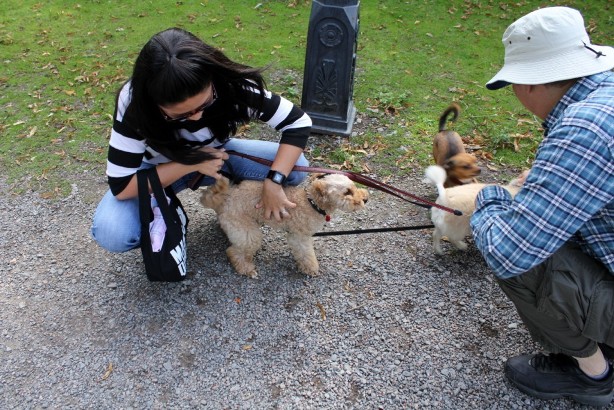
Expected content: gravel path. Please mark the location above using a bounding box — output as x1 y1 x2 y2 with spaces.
0 170 598 409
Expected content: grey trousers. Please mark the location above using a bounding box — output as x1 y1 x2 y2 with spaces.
496 242 614 358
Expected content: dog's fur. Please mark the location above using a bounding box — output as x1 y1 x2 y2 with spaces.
432 103 481 188
200 173 369 278
424 165 528 255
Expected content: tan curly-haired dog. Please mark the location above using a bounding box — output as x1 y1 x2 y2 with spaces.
201 173 369 278
424 165 529 255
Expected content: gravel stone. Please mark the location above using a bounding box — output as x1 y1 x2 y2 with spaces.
0 173 595 409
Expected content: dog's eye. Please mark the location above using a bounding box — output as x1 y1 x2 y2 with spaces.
345 189 353 196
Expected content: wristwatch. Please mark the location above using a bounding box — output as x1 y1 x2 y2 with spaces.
266 170 287 185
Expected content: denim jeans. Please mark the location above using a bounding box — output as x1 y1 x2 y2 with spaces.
91 139 308 253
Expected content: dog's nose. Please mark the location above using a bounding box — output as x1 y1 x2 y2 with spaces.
476 168 482 175
363 198 368 204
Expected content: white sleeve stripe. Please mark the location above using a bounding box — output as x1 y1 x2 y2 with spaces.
106 161 137 178
279 112 312 132
109 130 145 154
115 83 131 122
266 97 293 128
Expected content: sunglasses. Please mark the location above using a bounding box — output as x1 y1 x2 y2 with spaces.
159 84 217 123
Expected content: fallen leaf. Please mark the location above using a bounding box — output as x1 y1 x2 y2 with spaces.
516 118 534 125
101 362 113 380
316 302 326 320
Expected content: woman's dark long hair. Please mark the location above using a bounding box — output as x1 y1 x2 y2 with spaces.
124 28 266 164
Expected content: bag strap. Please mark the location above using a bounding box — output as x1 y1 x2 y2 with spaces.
145 168 176 222
137 169 152 227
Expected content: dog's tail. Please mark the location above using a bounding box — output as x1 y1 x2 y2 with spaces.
424 165 448 203
438 103 460 132
200 176 230 213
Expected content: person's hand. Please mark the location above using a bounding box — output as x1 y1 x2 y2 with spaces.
256 180 296 221
195 147 229 179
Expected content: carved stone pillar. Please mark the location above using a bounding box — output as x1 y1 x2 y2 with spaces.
301 0 359 136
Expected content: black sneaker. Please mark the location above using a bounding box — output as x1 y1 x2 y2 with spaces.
505 353 614 407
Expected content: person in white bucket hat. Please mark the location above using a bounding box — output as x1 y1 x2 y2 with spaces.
470 6 614 407
486 7 614 90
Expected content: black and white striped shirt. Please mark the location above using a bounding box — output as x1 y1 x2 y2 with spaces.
106 80 311 195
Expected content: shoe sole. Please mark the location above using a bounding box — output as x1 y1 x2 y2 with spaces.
507 374 614 407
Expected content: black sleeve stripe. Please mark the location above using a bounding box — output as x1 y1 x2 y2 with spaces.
108 175 133 196
279 126 311 149
113 119 141 140
108 146 144 169
275 105 305 131
258 93 281 122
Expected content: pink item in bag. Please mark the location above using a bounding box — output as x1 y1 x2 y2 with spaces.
150 194 169 252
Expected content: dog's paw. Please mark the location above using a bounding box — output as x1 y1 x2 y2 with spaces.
226 247 259 279
299 267 320 277
451 240 468 251
433 243 445 255
231 263 259 279
237 269 259 279
296 255 320 276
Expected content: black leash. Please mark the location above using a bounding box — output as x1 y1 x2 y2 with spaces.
314 224 434 237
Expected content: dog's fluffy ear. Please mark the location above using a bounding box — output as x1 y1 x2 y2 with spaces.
200 177 230 212
309 172 328 180
309 176 329 202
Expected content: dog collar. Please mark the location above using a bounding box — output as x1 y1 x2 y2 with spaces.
307 197 330 222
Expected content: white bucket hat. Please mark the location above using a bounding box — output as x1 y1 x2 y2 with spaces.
486 7 614 90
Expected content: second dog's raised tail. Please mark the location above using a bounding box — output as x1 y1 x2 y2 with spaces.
424 165 448 204
438 103 460 132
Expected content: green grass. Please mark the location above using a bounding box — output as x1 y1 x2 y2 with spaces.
1 0 612 197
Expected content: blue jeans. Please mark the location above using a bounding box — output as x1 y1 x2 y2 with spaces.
91 139 308 253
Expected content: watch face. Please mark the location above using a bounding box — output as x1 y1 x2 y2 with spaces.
267 170 286 184
272 173 284 184
266 170 286 185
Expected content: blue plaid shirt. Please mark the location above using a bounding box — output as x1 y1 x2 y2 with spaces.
471 72 614 279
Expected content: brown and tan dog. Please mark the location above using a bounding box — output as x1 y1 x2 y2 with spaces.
432 103 481 187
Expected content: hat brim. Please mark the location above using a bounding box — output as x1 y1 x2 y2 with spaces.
486 80 511 90
486 44 614 90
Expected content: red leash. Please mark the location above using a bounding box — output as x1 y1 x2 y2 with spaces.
214 150 462 216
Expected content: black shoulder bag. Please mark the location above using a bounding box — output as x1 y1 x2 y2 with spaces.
137 168 189 282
